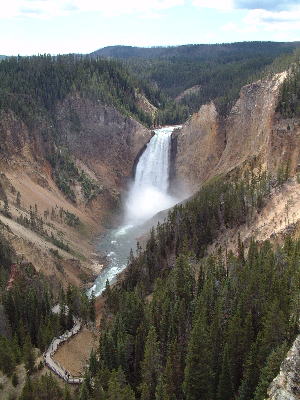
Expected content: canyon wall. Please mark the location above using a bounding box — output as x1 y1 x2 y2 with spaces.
56 94 151 190
0 95 151 289
171 102 224 193
173 72 300 193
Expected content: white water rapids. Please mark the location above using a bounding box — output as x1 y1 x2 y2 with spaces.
89 126 180 296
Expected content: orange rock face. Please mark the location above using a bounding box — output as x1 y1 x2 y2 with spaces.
173 72 300 193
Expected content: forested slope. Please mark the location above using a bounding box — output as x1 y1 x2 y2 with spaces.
91 41 300 116
0 55 156 127
0 229 95 399
78 168 300 400
73 55 300 400
277 60 300 118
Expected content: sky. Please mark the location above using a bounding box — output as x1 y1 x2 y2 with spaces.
0 0 299 56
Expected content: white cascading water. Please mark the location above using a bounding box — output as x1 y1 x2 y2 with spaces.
125 126 178 224
89 126 180 296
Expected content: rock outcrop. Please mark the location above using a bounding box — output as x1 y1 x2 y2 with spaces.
172 101 224 193
135 91 157 120
173 72 300 193
175 85 202 103
56 94 151 190
267 335 300 400
0 94 151 194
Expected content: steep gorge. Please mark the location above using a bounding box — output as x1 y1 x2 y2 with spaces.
1 52 300 400
0 93 152 289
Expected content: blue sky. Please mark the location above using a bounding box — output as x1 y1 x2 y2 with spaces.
1 0 300 55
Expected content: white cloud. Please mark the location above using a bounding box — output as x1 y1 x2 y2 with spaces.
192 0 234 11
221 22 238 31
0 0 185 19
220 6 300 39
234 0 300 12
243 7 300 33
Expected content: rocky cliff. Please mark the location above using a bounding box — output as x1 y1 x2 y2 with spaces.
173 72 300 193
267 335 300 400
56 93 151 192
0 94 151 289
172 101 224 193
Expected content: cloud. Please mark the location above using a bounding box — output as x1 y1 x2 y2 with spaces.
0 0 185 19
192 0 300 14
221 6 300 40
19 7 43 16
192 0 234 11
244 8 300 32
213 0 300 40
234 0 300 12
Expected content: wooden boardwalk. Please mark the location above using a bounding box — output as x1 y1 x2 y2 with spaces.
44 318 84 384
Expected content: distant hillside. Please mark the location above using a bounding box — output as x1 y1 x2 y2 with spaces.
91 42 298 60
91 41 300 114
91 45 167 59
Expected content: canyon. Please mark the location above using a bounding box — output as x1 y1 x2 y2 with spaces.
1 65 300 302
0 94 152 290
1 55 300 400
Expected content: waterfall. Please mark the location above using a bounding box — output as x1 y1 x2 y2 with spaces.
89 126 180 297
125 126 179 225
135 129 171 191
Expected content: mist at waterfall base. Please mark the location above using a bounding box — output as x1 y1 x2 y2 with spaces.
125 126 180 225
89 126 181 297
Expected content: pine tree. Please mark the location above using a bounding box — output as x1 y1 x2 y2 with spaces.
12 334 21 364
140 326 161 400
217 344 234 400
104 279 115 311
254 342 288 400
0 338 16 376
155 375 170 400
258 300 287 365
89 349 98 376
89 291 96 323
164 340 184 400
16 191 21 208
23 335 35 374
20 376 33 400
79 381 90 400
12 372 19 387
226 311 245 392
107 368 135 400
183 311 212 400
238 342 259 400
63 385 73 400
